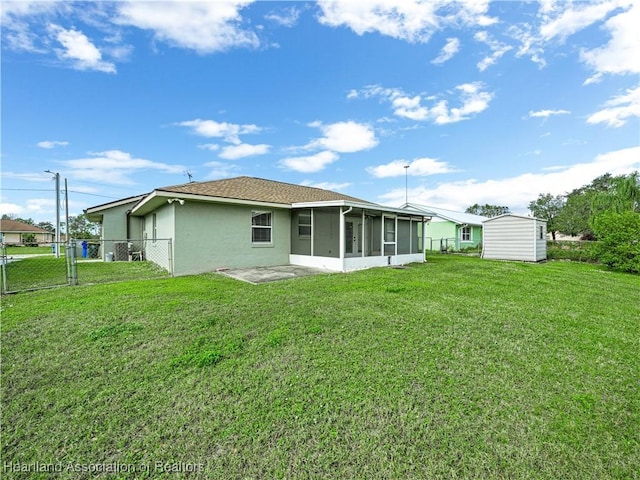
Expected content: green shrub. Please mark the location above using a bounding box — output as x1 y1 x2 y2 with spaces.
591 211 640 273
547 241 597 263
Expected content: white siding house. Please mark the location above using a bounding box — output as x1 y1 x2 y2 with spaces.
481 214 547 262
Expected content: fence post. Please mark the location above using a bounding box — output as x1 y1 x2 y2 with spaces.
1 242 7 295
69 240 78 285
168 238 174 276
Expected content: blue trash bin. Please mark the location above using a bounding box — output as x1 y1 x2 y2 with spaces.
82 241 88 258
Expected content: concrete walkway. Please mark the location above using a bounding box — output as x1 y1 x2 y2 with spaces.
218 265 331 285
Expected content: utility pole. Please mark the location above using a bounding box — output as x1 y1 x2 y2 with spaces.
45 170 60 258
404 165 410 205
64 178 69 242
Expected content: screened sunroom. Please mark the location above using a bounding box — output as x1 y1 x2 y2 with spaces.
289 201 426 272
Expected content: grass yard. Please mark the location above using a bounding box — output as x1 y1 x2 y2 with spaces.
1 257 170 293
3 246 59 255
1 256 639 479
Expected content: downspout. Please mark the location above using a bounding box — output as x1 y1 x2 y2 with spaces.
125 210 132 241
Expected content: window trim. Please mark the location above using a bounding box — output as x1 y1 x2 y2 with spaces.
460 225 472 242
251 210 273 245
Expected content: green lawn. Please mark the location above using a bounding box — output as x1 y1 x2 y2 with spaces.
2 256 638 479
3 246 60 255
1 257 170 293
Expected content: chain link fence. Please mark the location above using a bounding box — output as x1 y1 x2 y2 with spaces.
1 239 173 295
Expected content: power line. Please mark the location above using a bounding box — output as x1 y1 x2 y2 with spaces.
1 187 119 199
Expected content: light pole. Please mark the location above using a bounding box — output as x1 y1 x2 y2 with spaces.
45 170 60 258
404 164 410 205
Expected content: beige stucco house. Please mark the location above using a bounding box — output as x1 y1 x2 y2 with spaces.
0 219 54 245
85 176 427 275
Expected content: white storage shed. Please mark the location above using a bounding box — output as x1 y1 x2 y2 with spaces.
482 214 547 262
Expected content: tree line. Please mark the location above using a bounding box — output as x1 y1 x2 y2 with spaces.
462 172 639 273
1 213 100 239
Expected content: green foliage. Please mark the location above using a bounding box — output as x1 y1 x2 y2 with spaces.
529 193 565 239
67 213 101 239
556 172 640 238
465 203 510 217
21 233 37 246
591 211 640 273
546 241 597 263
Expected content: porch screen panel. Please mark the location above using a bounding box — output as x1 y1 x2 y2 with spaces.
397 219 411 254
383 217 396 256
313 209 339 258
291 210 311 255
411 220 421 253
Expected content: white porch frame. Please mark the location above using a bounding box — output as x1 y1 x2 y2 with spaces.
290 200 427 272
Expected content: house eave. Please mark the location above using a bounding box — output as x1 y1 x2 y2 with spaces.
130 190 291 216
293 200 427 218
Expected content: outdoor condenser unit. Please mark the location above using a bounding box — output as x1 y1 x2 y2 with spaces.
113 242 129 261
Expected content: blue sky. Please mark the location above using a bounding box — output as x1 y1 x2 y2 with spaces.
1 0 639 224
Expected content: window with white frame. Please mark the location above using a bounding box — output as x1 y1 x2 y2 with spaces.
152 213 157 243
252 211 272 243
460 225 471 242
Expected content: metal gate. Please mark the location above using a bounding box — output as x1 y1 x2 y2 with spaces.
1 241 77 295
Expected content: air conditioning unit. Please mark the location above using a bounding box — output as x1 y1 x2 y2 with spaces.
114 242 129 261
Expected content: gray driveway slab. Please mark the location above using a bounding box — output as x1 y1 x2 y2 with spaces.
218 265 332 285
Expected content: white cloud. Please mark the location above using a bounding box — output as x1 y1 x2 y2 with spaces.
48 24 116 73
528 109 570 118
60 150 185 185
539 0 624 41
116 0 259 53
306 121 378 153
265 6 301 27
349 82 493 124
580 2 640 77
177 119 262 144
474 30 512 71
429 82 494 125
280 151 339 173
203 161 241 179
0 203 25 217
198 143 220 152
218 143 271 160
367 157 458 178
586 85 640 127
378 145 640 213
300 180 352 191
0 198 56 218
37 140 69 149
316 0 495 43
431 37 460 64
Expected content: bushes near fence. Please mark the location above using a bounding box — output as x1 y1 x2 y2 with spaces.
547 240 597 263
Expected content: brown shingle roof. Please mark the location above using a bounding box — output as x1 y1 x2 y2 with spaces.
0 219 51 233
157 176 375 205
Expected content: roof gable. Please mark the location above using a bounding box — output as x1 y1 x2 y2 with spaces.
157 176 372 205
405 203 487 225
0 219 51 233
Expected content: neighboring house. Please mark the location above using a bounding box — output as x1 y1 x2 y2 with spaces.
482 214 547 262
402 203 486 252
0 219 54 245
85 176 427 275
